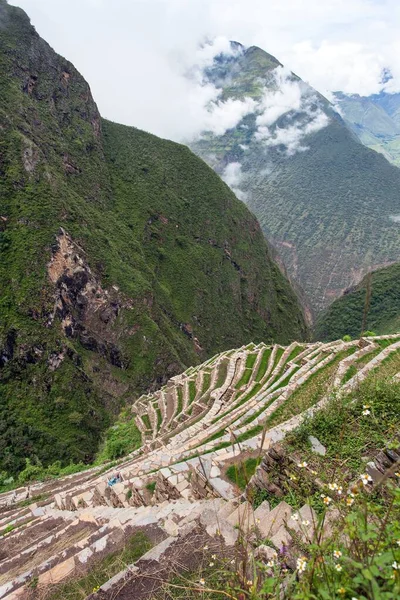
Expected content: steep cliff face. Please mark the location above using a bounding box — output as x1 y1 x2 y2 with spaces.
0 1 306 475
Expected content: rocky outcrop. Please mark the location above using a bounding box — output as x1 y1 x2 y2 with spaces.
47 229 131 368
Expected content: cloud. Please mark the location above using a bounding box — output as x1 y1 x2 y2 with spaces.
202 96 257 137
221 162 247 201
12 0 400 140
254 67 330 155
256 111 330 155
287 40 393 96
255 67 303 127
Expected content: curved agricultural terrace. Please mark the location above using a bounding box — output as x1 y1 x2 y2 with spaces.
1 335 400 599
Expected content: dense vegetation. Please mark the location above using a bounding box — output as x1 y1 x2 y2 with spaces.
0 1 306 477
191 45 400 318
315 263 400 340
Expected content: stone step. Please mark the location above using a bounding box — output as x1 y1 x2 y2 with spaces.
256 501 292 539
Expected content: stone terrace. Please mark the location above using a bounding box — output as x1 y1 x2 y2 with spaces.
1 335 400 599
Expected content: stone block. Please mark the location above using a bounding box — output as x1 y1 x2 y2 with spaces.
257 501 292 539
254 500 270 526
39 557 75 584
199 509 238 547
226 501 255 531
270 524 292 549
309 435 326 456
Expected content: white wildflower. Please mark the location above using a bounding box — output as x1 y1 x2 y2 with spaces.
296 556 308 573
320 494 332 506
266 559 275 567
360 473 373 486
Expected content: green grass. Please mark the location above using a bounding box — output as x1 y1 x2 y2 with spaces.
342 364 357 384
215 359 229 388
0 524 15 536
141 414 151 431
146 481 156 494
156 407 162 430
201 372 211 395
235 368 252 389
188 381 197 404
225 457 261 490
286 345 304 363
265 347 357 429
254 348 272 381
176 387 183 414
286 370 400 474
271 347 284 371
245 353 258 368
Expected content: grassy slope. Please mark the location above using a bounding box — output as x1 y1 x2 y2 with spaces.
191 46 400 318
0 2 306 476
315 263 400 341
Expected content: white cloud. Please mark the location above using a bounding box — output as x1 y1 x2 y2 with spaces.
256 67 303 127
287 40 392 96
203 96 257 137
12 0 400 140
254 68 330 155
255 110 330 155
221 162 247 200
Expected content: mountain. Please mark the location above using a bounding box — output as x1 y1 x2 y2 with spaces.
0 1 306 476
190 43 400 320
315 263 400 341
334 91 400 167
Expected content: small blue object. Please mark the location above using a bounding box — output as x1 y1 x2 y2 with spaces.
107 477 119 487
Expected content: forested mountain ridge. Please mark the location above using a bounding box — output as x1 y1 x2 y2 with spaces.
315 262 400 341
0 1 306 475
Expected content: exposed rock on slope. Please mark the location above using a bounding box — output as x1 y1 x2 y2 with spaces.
190 43 400 318
0 1 306 475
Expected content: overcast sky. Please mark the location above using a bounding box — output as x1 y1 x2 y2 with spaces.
13 0 400 141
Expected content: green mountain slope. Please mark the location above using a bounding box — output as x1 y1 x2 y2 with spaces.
190 44 400 319
315 263 400 341
334 91 400 167
0 1 306 476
